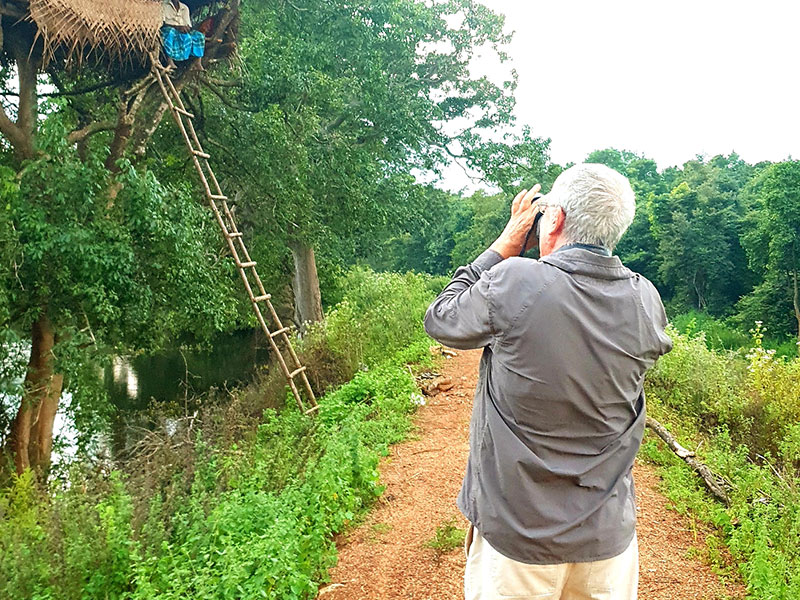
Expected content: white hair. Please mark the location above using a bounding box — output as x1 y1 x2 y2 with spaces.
546 163 636 251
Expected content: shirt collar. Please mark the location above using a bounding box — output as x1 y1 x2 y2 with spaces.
555 242 612 257
540 246 633 280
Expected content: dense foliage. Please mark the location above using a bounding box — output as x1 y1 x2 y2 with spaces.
380 149 800 345
0 268 438 600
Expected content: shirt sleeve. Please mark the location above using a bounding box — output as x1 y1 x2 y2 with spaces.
641 277 673 358
423 249 504 350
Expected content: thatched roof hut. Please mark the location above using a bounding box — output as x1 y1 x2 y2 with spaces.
1 0 228 66
29 0 162 64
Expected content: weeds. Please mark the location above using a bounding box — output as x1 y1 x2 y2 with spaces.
644 325 800 599
424 517 466 556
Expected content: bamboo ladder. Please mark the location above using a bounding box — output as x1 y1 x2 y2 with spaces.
150 60 317 415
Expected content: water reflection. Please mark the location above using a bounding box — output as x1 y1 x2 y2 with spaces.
105 329 269 411
104 329 270 457
4 330 270 464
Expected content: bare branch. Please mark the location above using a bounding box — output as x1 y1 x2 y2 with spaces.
646 416 732 506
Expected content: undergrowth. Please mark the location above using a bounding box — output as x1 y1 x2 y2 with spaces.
0 268 440 600
643 324 800 599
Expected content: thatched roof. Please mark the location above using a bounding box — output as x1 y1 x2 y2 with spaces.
28 0 163 64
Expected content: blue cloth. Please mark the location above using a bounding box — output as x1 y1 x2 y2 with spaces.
161 26 205 61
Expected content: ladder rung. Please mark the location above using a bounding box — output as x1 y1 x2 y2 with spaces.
175 107 195 118
254 294 271 302
192 150 211 159
289 366 307 379
238 261 256 268
304 405 320 415
210 194 228 201
270 326 290 338
227 232 243 238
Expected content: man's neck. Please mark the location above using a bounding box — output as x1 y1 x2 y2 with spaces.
555 242 612 257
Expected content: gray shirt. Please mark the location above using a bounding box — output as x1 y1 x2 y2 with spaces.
424 246 672 564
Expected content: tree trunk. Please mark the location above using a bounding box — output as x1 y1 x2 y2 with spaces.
289 239 324 331
0 25 40 163
7 313 63 475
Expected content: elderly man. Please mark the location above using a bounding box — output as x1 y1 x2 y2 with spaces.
424 164 672 600
161 0 205 70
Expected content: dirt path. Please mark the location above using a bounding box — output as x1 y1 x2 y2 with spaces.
320 349 745 600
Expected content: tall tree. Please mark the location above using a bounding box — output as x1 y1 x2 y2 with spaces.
738 161 800 346
0 3 244 475
191 0 549 326
648 155 754 314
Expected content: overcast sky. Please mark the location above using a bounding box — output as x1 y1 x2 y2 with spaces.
442 0 800 191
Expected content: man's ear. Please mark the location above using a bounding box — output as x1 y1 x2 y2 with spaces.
551 206 566 234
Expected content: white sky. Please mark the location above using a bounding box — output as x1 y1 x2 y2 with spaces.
441 0 800 191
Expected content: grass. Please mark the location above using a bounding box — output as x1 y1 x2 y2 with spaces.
671 310 799 358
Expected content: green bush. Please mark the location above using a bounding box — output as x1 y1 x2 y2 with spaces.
644 327 800 599
0 268 439 599
296 267 440 393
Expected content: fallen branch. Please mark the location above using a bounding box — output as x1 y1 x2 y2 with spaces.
645 416 732 506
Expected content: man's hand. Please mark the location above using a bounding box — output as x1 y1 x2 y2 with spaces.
489 184 542 259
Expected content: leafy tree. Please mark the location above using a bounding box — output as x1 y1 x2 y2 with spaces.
738 161 800 347
450 191 510 267
0 131 242 475
648 155 754 314
0 3 244 475
191 0 550 325
368 187 472 275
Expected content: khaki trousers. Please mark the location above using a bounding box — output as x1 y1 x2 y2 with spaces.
464 526 638 600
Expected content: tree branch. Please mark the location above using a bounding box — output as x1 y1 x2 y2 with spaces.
200 78 254 112
67 120 117 144
646 416 732 506
0 102 24 149
204 77 242 88
2 26 40 161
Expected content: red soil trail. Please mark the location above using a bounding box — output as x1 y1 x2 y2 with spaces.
319 349 745 600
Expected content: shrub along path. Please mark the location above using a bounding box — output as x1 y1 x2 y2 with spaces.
319 349 745 599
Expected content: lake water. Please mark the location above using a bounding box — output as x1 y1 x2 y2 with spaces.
104 329 269 412
4 329 274 465
101 329 270 457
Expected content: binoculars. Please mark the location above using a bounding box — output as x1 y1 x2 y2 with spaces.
520 193 545 257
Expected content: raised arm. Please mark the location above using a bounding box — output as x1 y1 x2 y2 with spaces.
423 249 503 349
424 185 543 349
